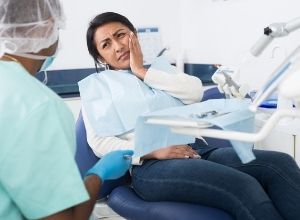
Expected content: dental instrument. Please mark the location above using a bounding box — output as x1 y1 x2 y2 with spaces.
251 17 300 57
156 47 169 57
211 66 249 99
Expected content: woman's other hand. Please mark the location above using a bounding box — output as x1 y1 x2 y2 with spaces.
129 32 147 79
142 145 201 160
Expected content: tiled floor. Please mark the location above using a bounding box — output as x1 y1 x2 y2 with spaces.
92 215 126 220
92 201 126 219
104 217 126 220
92 216 125 220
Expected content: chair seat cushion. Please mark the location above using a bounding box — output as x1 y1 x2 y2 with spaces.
108 186 233 220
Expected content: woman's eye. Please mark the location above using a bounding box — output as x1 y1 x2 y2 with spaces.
118 33 125 38
102 43 108 49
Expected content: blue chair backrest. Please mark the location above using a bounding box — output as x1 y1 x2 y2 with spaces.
202 86 225 101
75 111 99 175
75 111 131 199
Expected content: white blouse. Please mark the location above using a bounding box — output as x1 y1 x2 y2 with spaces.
82 67 203 164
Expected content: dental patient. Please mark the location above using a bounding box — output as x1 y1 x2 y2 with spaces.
79 11 300 220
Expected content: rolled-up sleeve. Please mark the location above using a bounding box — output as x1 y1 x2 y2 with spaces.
144 67 203 104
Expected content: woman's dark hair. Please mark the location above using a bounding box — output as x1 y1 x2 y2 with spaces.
86 12 136 72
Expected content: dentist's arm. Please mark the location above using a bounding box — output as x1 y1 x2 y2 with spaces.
43 150 133 220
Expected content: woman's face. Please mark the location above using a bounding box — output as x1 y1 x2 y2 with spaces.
94 22 132 70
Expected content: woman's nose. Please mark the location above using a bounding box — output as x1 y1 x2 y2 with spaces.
113 40 124 52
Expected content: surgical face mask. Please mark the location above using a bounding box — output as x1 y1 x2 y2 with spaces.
14 53 57 72
39 55 56 71
14 41 60 71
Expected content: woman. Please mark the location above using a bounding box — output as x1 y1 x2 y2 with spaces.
81 11 300 220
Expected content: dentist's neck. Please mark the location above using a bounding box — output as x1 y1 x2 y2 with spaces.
1 53 43 76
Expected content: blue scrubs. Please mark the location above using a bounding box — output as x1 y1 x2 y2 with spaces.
0 61 89 219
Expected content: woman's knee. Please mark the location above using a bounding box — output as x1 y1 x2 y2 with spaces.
255 150 297 169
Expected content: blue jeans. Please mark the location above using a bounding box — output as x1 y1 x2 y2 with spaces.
132 148 300 220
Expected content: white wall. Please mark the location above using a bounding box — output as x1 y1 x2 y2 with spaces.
53 0 300 90
179 0 300 89
52 0 181 70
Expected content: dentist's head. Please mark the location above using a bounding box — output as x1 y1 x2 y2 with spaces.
0 0 65 73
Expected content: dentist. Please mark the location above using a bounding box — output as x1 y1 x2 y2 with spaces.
0 0 133 219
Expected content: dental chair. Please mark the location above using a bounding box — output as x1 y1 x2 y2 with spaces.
75 87 234 220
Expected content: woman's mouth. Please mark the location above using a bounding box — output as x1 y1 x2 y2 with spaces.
118 52 130 61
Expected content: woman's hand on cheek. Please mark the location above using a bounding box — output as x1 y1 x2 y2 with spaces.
141 145 201 160
129 32 147 80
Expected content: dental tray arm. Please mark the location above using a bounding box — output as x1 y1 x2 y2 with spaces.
249 45 300 111
168 109 300 143
251 17 300 56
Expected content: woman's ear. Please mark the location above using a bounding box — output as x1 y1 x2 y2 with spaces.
97 56 106 64
97 57 110 70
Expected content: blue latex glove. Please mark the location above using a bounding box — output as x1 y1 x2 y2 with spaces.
86 150 133 181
